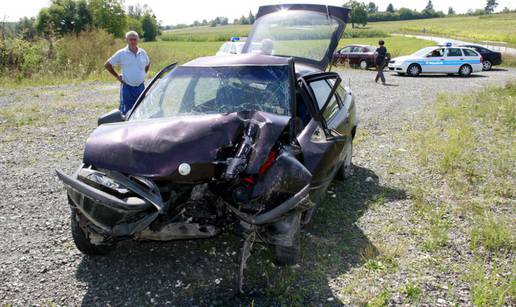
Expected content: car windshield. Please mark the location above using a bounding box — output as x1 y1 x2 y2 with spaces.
129 65 291 121
413 47 436 57
244 10 340 63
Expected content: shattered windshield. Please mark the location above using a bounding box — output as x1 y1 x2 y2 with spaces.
130 65 291 121
244 10 340 64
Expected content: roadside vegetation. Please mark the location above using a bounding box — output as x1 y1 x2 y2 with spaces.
408 81 515 306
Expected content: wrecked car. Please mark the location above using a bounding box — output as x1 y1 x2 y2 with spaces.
57 4 356 287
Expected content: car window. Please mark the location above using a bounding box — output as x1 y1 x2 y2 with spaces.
230 44 237 54
463 49 479 57
310 79 340 122
351 47 362 52
447 48 463 57
340 46 352 53
427 48 445 57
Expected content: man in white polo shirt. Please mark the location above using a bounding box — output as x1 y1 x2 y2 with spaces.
104 31 150 115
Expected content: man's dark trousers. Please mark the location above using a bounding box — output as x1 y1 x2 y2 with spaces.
120 83 145 115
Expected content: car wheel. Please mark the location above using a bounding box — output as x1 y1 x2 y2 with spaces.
459 64 472 77
407 64 421 77
70 212 113 255
482 60 492 71
273 228 300 266
359 60 368 70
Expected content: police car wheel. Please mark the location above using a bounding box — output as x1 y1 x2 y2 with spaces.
407 64 421 77
359 60 368 70
459 64 472 77
482 60 492 71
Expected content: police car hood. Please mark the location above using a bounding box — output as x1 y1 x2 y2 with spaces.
391 55 412 62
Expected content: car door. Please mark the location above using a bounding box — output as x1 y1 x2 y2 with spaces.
423 47 446 73
296 72 349 200
444 47 464 73
338 46 353 64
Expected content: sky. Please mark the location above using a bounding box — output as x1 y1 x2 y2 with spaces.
1 0 515 24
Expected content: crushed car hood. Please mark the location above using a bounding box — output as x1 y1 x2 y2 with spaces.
83 111 290 179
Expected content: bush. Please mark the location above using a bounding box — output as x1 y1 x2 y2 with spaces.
55 29 121 77
0 38 48 77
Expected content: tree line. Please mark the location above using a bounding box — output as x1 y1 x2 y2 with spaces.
6 0 160 42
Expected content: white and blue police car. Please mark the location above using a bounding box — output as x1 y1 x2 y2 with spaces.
388 43 483 77
216 37 247 56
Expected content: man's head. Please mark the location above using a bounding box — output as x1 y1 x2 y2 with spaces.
126 31 139 48
261 39 274 55
378 40 385 46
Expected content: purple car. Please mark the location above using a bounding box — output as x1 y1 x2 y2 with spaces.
57 4 356 287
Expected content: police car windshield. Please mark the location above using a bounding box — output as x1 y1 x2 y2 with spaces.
413 47 437 57
130 65 291 121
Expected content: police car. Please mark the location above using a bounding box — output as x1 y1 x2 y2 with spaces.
388 43 483 77
216 37 247 56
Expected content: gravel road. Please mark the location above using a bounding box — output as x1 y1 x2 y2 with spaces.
1 67 515 306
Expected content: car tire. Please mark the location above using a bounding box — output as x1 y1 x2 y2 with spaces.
459 64 472 77
482 60 492 71
70 213 113 256
273 228 300 266
359 60 368 70
407 64 421 77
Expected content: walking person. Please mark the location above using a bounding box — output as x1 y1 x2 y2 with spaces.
374 40 387 85
105 31 150 115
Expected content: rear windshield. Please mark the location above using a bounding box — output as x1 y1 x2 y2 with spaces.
463 49 479 57
244 10 341 63
130 65 292 121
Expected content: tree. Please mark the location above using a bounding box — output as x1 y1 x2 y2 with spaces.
367 2 378 13
16 17 37 40
248 11 255 24
386 3 395 13
141 12 158 41
345 1 368 28
75 0 93 34
485 0 498 13
89 0 127 38
422 0 435 16
448 7 455 15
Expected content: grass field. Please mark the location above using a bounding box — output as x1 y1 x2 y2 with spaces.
162 13 516 46
363 13 516 46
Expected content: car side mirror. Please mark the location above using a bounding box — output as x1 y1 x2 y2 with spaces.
98 109 125 126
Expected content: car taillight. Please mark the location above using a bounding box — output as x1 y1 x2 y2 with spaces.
480 55 483 62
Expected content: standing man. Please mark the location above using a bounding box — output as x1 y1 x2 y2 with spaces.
105 31 150 115
374 40 387 85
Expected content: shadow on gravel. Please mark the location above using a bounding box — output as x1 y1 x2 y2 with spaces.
74 165 406 306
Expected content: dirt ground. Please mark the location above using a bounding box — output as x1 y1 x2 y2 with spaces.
1 67 514 306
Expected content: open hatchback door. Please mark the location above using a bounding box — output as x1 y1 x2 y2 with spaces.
242 4 349 71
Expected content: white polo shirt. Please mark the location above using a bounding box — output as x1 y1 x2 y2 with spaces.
108 46 150 87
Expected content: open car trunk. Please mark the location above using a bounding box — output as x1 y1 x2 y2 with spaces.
242 4 349 71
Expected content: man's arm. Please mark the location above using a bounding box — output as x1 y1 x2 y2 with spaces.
104 61 124 84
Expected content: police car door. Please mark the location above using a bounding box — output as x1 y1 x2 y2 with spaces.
444 47 464 73
424 48 445 73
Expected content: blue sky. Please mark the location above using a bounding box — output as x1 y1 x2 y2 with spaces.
2 0 514 24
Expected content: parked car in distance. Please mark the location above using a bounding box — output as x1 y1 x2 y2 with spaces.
216 37 246 56
388 45 483 77
459 44 502 71
333 44 390 69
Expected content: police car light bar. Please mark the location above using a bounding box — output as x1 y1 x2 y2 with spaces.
438 42 454 47
230 37 240 42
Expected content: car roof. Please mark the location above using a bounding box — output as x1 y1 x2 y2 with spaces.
183 53 291 67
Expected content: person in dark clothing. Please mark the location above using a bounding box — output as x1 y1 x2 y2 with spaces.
374 40 387 85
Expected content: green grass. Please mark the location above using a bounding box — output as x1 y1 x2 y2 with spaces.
162 13 516 46
360 13 516 46
409 81 515 306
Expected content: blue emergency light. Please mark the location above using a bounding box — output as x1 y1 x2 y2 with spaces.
230 37 240 42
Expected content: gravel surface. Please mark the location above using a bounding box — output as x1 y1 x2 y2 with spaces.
0 68 515 306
